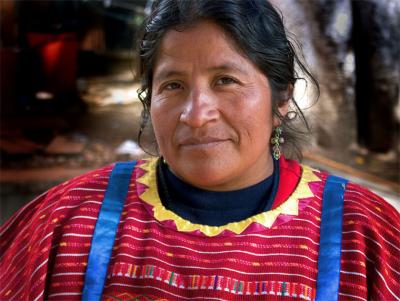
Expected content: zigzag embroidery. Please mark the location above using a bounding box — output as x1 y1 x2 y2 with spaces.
136 158 321 237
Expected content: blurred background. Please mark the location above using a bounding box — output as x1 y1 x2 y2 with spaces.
0 0 399 223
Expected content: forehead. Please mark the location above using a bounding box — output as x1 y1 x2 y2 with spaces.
153 21 250 75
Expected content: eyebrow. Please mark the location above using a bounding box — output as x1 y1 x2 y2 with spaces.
153 63 249 83
207 63 248 75
153 70 186 84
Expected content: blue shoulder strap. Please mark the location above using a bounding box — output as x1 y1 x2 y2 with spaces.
315 175 348 301
82 161 137 301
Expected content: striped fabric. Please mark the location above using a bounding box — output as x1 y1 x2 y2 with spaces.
0 158 399 301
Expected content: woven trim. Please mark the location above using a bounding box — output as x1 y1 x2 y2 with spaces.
136 158 320 237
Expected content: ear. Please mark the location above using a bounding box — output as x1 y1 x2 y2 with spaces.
273 85 293 127
273 100 289 127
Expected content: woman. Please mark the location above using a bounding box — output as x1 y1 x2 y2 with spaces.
1 1 399 300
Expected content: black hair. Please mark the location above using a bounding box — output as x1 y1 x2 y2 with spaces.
137 0 319 159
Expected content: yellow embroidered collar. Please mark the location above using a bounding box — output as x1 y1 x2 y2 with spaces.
136 158 320 237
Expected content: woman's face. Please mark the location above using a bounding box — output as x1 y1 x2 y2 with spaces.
150 21 286 191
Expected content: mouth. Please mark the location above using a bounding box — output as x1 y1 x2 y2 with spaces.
179 137 229 150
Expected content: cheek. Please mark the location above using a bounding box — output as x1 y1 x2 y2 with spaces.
233 92 273 145
238 90 272 123
149 105 160 132
150 103 179 150
149 105 166 147
238 117 271 148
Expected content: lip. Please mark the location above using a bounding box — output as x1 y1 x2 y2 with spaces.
179 137 229 149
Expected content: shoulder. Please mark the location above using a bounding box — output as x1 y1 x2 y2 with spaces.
286 158 400 236
340 181 400 298
340 180 400 256
341 181 400 252
291 158 399 223
0 161 147 300
0 159 157 244
298 166 400 297
0 159 155 239
0 163 116 300
0 163 115 245
342 180 400 229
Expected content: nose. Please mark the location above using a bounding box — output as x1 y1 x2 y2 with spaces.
180 88 219 128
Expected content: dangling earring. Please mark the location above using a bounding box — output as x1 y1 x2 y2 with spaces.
271 126 284 160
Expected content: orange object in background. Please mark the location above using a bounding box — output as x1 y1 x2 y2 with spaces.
27 32 77 95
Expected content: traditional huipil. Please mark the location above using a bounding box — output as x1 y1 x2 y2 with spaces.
1 157 399 301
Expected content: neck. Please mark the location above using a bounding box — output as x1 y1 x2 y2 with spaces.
156 157 280 226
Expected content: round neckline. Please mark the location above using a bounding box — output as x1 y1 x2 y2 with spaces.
156 158 279 226
135 157 320 237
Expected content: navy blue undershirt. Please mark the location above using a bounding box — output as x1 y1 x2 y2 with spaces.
156 158 280 226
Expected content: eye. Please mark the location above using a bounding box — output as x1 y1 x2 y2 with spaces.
215 76 238 86
163 82 183 91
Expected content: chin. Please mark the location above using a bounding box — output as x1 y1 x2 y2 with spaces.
175 159 237 191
